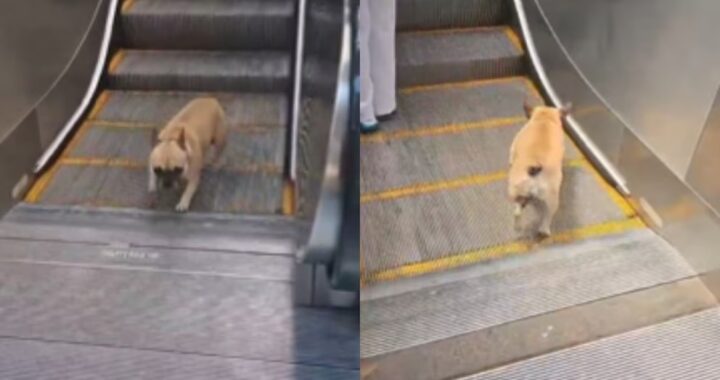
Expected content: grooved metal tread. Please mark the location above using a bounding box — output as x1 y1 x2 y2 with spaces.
0 235 359 376
27 90 288 214
361 79 561 194
361 164 632 278
109 50 291 93
121 0 295 50
397 0 510 31
397 27 524 87
361 229 695 358
0 338 356 380
464 307 720 380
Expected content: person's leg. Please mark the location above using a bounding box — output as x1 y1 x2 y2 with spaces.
369 0 397 120
359 0 378 132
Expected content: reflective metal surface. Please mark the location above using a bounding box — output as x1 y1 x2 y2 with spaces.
519 0 720 293
0 1 98 138
535 0 720 178
0 0 107 214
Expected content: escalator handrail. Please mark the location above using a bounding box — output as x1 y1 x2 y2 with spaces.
513 0 630 195
32 0 118 175
288 0 308 184
297 0 353 263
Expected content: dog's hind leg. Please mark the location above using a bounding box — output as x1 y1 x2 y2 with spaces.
211 118 228 168
148 165 157 193
538 188 559 238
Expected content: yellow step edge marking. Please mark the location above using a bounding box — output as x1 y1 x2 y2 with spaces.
577 159 638 219
362 216 645 285
60 157 283 175
24 120 96 203
89 119 279 133
522 78 544 101
402 25 518 37
361 116 526 144
282 180 296 216
401 76 530 95
108 51 127 74
88 91 111 120
121 0 136 12
361 158 586 204
503 27 524 53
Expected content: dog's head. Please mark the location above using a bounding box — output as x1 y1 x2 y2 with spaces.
523 101 572 122
149 126 189 189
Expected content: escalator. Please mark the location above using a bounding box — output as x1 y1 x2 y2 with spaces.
360 1 718 379
0 0 358 378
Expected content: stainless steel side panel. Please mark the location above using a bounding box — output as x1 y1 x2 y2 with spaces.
518 0 720 289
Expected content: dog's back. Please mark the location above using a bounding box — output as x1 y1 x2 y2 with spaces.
508 106 566 200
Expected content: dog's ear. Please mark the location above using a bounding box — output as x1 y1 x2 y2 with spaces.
523 100 535 118
559 102 573 118
177 127 187 150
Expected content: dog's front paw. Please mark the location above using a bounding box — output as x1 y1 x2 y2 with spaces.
175 200 190 212
148 182 157 193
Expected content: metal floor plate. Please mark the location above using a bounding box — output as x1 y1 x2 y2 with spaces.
361 165 629 277
465 307 720 380
361 229 695 358
0 339 356 380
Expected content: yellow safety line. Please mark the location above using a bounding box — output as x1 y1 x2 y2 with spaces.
402 25 516 37
578 159 638 218
361 116 526 144
121 0 135 12
60 157 282 175
282 180 296 216
362 216 645 285
108 51 126 74
88 91 111 120
401 76 530 95
503 27 524 53
361 158 586 204
89 119 279 133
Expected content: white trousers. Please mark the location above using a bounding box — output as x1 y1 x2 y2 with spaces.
359 0 396 125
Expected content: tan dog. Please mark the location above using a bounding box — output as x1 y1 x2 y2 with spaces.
508 101 571 238
148 97 227 212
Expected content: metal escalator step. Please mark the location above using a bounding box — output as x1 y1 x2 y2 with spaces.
0 255 358 372
465 307 720 379
397 28 524 87
377 77 539 133
38 165 283 214
70 123 285 168
361 165 629 278
361 121 580 194
95 90 288 127
108 50 291 93
121 0 295 50
361 229 695 358
398 0 510 31
0 338 357 380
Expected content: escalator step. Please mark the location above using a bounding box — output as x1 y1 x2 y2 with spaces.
108 50 291 93
121 0 295 50
94 90 288 127
361 165 630 278
40 164 283 214
397 27 524 87
70 123 285 169
398 0 510 31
